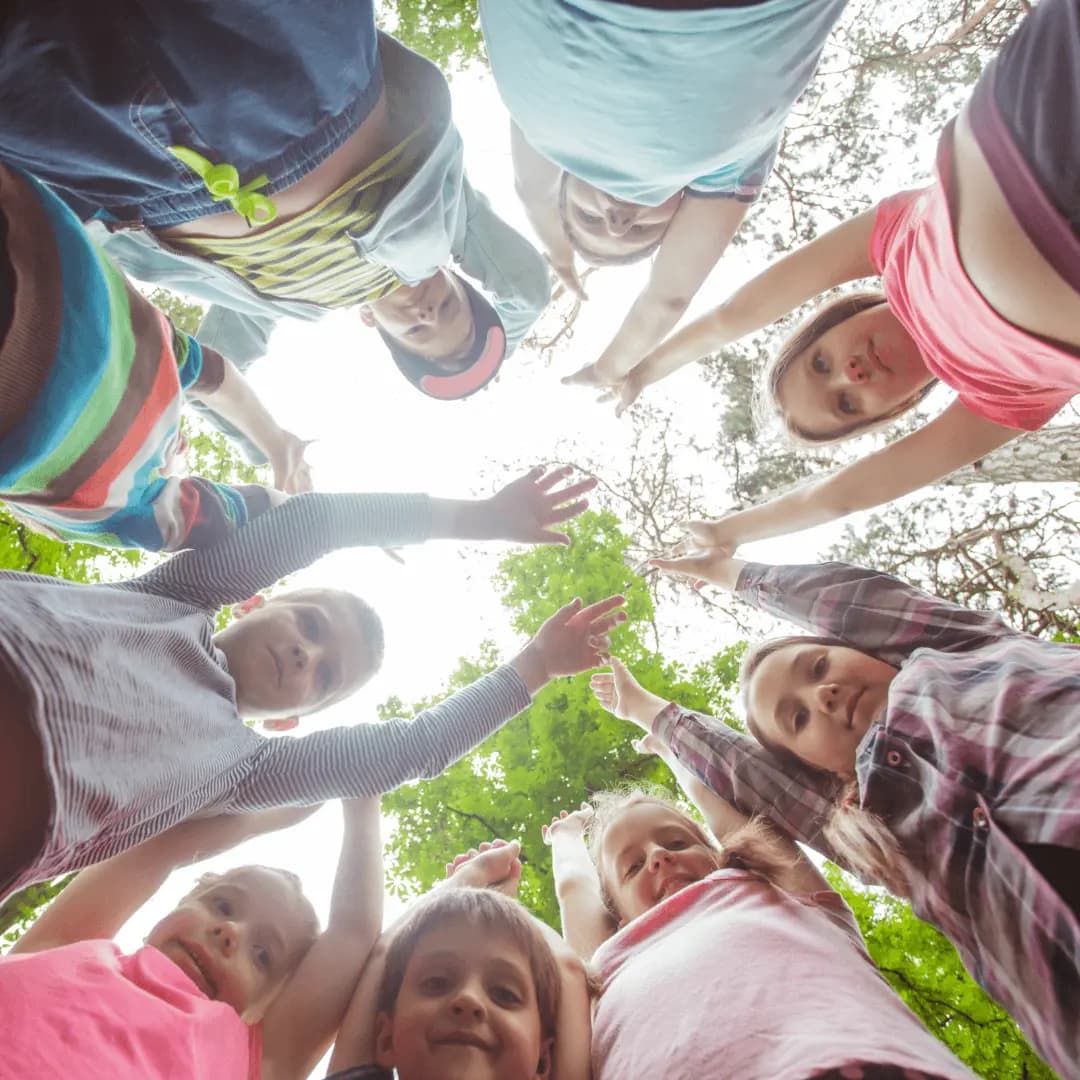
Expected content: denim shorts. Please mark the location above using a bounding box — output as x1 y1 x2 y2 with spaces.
967 0 1080 290
0 0 381 228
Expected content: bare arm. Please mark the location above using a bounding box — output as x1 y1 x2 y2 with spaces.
11 806 318 955
593 195 750 380
698 399 1017 549
261 798 383 1080
618 207 879 410
542 809 615 962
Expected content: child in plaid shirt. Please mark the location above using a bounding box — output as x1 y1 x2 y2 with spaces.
627 539 1080 1079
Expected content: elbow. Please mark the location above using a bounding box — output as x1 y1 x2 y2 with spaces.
554 873 600 906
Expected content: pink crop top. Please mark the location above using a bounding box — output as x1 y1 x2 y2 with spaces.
0 941 262 1079
869 123 1079 431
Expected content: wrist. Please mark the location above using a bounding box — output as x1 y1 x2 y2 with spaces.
429 497 490 541
510 642 550 696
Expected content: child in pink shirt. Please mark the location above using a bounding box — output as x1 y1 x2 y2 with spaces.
607 0 1080 556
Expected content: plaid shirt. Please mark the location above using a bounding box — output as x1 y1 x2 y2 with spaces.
655 562 1080 1080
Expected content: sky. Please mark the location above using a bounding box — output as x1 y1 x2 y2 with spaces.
103 43 940 1076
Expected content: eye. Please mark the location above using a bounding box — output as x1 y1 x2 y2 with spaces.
420 975 451 995
665 838 688 852
812 655 827 679
794 707 809 734
577 209 603 226
490 984 524 1008
439 296 453 315
254 945 272 972
623 857 644 881
300 612 320 642
215 897 234 917
316 661 334 695
838 392 857 416
811 353 829 374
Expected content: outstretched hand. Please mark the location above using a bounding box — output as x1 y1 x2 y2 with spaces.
561 361 619 390
546 253 589 302
483 465 598 547
512 593 628 694
445 839 522 898
541 804 594 847
589 656 668 731
649 519 745 590
269 430 315 494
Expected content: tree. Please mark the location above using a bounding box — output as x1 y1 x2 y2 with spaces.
377 0 484 72
943 423 1080 486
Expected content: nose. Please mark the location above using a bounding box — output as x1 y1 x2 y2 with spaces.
647 844 674 873
212 922 239 958
845 355 869 383
814 683 842 714
412 301 436 323
606 208 635 236
449 982 487 1021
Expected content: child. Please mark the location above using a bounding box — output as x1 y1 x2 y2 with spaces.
543 709 976 1079
479 0 847 388
0 1 550 444
0 161 311 553
0 462 625 905
1 798 381 1080
646 540 1080 1079
326 839 592 1080
611 0 1080 554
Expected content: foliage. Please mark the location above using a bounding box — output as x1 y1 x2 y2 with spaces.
828 867 1059 1079
377 0 484 72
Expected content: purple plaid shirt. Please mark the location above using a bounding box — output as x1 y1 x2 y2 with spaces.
656 562 1080 1080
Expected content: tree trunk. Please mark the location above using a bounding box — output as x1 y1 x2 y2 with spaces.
944 424 1080 485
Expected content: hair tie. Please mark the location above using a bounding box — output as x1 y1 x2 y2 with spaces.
168 146 278 228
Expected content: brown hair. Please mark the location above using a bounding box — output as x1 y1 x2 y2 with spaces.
587 786 796 922
761 290 937 444
377 887 561 1040
558 171 671 267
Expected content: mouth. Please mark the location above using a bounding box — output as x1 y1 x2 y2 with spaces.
434 1031 494 1053
869 339 891 375
267 645 282 688
656 874 693 902
846 688 865 730
176 941 219 1000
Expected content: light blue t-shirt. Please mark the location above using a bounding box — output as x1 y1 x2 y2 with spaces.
480 0 847 206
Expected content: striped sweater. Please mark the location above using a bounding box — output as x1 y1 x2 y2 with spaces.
0 491 531 903
0 163 268 552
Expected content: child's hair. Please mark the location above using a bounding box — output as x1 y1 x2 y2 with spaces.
377 887 561 1039
760 289 937 445
191 864 321 951
274 586 386 698
557 172 669 267
586 786 795 921
739 638 913 897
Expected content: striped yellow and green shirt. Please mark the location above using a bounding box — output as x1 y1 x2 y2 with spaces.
173 129 426 307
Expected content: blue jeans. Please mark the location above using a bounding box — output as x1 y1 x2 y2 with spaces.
0 0 381 228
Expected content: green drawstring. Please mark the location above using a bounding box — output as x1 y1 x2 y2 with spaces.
168 146 278 228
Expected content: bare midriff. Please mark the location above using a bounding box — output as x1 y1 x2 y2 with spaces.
952 105 1080 348
0 670 50 893
160 86 396 241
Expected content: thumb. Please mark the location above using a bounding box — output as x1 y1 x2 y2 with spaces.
649 555 695 575
561 364 596 387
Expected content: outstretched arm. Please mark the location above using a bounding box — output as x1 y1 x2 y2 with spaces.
10 805 318 955
262 798 383 1080
614 206 879 413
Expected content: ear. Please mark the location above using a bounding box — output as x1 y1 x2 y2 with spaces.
535 1036 555 1078
261 716 299 732
359 306 376 328
233 593 265 619
373 1012 396 1067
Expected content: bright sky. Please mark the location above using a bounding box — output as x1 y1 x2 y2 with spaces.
106 47 940 1076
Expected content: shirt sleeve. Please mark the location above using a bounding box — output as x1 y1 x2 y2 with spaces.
654 703 841 860
868 188 925 276
458 178 552 354
736 561 1016 666
688 137 779 204
121 490 432 609
223 665 531 809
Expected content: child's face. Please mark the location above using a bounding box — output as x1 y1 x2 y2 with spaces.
363 270 477 368
777 303 932 439
563 175 679 262
146 867 314 1022
599 802 720 925
214 593 374 719
746 642 898 775
375 920 552 1080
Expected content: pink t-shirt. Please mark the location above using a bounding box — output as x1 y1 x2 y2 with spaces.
0 941 262 1080
591 869 975 1080
869 125 1079 431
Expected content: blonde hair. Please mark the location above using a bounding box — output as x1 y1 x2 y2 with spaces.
587 786 796 921
761 289 936 445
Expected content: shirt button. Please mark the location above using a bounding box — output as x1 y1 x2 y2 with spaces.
972 806 989 829
886 749 903 767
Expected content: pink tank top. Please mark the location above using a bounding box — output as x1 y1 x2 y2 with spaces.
0 941 262 1080
591 870 974 1080
869 123 1079 432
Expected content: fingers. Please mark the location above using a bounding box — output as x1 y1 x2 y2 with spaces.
534 464 574 491
542 499 590 526
543 476 597 505
574 594 626 623
536 528 571 547
561 363 602 387
588 608 628 635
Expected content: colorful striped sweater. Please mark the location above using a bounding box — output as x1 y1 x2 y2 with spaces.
0 163 269 552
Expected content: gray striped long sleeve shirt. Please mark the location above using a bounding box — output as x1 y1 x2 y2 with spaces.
0 492 531 901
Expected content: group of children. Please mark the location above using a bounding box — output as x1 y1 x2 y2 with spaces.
1 0 1079 1078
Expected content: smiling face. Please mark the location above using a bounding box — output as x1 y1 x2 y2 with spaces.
145 867 317 1022
561 174 680 264
775 302 933 440
214 590 379 720
745 641 898 775
375 920 552 1080
598 801 721 925
363 270 477 369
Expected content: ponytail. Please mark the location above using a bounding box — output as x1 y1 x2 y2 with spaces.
823 781 913 898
